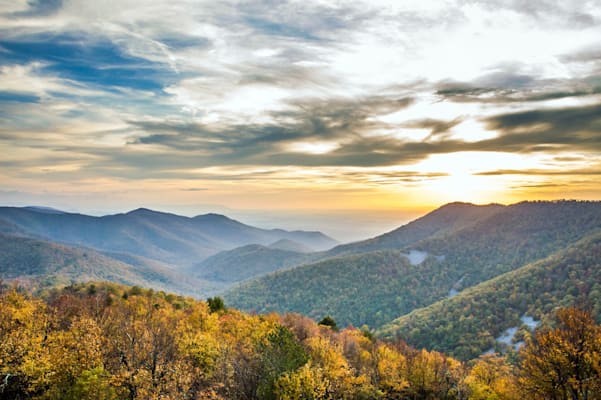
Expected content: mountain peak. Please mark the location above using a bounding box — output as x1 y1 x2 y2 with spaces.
23 206 66 214
193 213 237 223
126 207 156 215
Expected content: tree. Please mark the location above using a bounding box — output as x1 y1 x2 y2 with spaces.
318 316 338 331
519 307 601 399
274 363 328 400
208 297 226 313
465 354 519 400
256 325 309 400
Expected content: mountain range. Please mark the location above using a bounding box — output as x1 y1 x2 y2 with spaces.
0 207 336 267
0 206 337 295
1 200 600 360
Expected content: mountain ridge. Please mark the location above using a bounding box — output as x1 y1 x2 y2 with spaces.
0 206 338 269
225 200 601 335
378 228 601 360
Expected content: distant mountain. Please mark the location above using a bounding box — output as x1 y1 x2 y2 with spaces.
0 233 216 296
0 207 337 269
268 238 314 253
22 206 66 214
379 230 601 360
199 202 503 287
226 200 601 332
322 202 504 258
189 244 316 283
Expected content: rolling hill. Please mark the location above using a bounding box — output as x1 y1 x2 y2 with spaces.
0 233 216 295
225 200 601 333
189 244 316 283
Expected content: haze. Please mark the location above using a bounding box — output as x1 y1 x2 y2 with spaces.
1 1 601 241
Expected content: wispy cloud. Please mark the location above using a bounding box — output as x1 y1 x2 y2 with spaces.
1 0 601 217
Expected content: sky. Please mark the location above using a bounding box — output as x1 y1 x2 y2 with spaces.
1 0 601 241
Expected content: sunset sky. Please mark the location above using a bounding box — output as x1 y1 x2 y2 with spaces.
1 0 601 241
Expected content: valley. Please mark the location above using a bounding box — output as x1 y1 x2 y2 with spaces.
2 199 601 362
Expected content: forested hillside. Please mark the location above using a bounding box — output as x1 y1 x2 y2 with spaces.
0 233 212 296
227 201 601 333
0 282 471 399
379 230 601 360
189 244 316 283
226 250 449 328
5 282 601 399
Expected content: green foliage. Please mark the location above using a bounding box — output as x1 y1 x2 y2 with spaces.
65 367 120 400
191 244 317 283
207 296 226 313
256 325 309 399
318 316 338 331
227 200 601 343
380 231 601 360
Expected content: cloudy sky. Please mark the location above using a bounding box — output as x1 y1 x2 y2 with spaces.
1 0 601 241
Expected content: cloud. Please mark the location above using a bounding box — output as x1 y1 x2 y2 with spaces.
126 94 416 166
436 71 601 105
401 118 464 138
10 0 63 17
480 103 601 152
459 0 599 29
477 168 601 176
1 0 601 209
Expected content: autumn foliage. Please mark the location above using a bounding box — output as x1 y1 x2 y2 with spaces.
0 282 599 399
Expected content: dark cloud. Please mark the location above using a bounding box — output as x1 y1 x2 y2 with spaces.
127 95 416 167
72 100 599 176
436 75 601 104
561 47 601 64
467 103 601 155
553 156 587 162
476 168 601 176
509 183 564 189
401 118 463 138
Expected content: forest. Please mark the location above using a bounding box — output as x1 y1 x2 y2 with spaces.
226 201 601 332
379 230 601 360
2 281 601 399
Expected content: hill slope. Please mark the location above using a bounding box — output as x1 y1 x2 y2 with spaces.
379 229 601 360
322 202 504 258
0 207 337 269
196 202 504 285
0 233 215 295
190 244 316 283
226 200 601 331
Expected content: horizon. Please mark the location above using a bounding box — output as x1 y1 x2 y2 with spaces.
1 1 601 241
2 198 593 243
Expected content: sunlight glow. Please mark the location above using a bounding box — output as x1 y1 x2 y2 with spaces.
286 141 340 154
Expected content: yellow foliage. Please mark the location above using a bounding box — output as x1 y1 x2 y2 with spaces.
274 362 328 400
